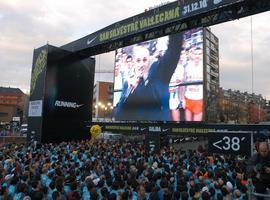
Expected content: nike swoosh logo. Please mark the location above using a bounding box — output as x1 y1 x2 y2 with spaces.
86 36 97 45
76 104 84 108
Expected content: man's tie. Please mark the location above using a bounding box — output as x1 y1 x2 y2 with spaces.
138 77 145 85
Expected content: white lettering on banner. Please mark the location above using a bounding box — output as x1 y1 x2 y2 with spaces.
55 100 83 108
213 0 223 4
182 0 208 16
149 126 161 132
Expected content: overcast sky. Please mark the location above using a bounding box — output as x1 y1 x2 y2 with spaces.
0 0 269 99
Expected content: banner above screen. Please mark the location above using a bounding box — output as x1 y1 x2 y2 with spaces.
178 0 240 19
62 0 242 53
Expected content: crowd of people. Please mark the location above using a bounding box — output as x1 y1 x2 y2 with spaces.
1 138 269 200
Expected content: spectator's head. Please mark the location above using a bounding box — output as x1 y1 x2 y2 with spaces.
181 191 189 200
122 189 132 199
108 193 117 200
138 185 146 199
209 187 215 197
90 191 99 200
233 189 241 199
100 187 108 198
216 193 223 200
259 142 269 158
221 186 230 196
189 187 195 198
72 191 81 200
174 191 180 200
52 191 60 200
201 191 211 200
163 190 172 200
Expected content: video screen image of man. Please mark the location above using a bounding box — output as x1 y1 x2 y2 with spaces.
112 28 204 122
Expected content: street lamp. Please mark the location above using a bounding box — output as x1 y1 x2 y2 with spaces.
95 101 113 119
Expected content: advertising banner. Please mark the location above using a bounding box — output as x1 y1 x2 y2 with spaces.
179 0 240 19
90 122 270 135
28 46 48 142
62 2 180 52
62 0 240 53
97 122 215 135
28 45 96 143
41 45 95 143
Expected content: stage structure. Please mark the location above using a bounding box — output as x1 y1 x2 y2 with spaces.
28 45 95 143
28 0 270 143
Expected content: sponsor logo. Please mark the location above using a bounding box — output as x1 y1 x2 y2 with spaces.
55 100 83 108
86 36 97 45
213 0 222 4
149 126 161 132
30 49 47 95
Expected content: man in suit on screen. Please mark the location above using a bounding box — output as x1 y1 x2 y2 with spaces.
113 33 183 121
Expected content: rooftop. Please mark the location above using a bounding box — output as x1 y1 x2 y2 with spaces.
0 87 24 95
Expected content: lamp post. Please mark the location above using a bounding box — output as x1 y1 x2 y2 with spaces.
104 106 108 118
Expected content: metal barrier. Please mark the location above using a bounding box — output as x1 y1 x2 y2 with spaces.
248 192 270 200
251 192 270 199
248 188 270 200
247 181 270 200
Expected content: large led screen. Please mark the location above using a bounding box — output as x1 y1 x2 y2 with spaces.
113 28 203 122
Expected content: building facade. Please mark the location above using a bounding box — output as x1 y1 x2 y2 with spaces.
0 87 26 123
204 27 220 122
218 88 268 124
266 100 270 121
92 81 114 120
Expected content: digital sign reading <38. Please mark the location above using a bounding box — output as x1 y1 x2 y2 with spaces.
208 132 252 156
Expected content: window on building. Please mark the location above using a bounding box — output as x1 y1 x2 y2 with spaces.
207 65 211 74
206 30 210 39
0 112 8 117
210 43 218 52
206 47 210 55
211 34 218 45
206 39 210 47
207 73 211 82
206 56 210 64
